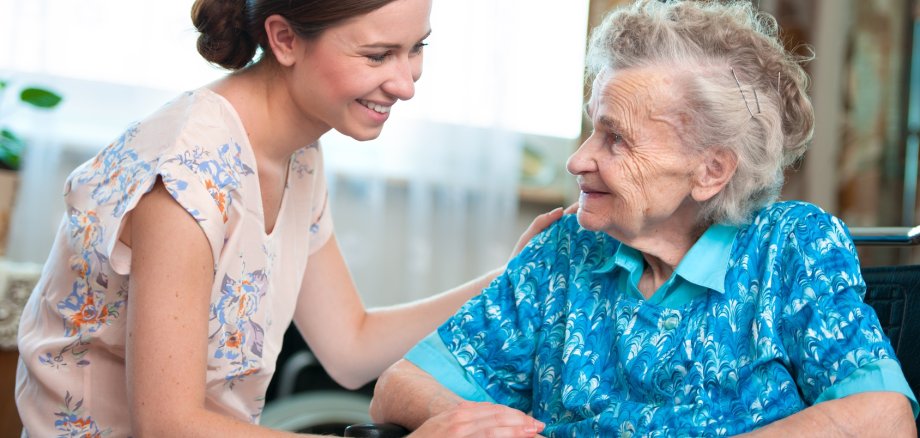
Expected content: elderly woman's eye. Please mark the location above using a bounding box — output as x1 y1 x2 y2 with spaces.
608 133 624 145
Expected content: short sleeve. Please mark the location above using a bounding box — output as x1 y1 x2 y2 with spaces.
424 220 567 412
64 125 228 276
815 358 918 417
405 332 498 403
777 211 916 412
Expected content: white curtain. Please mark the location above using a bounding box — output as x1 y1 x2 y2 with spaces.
1 0 588 305
323 120 522 306
0 0 588 138
6 110 62 266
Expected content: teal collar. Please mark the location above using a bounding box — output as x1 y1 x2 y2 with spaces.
592 224 739 295
674 224 738 294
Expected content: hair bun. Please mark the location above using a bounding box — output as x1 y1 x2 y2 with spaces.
191 0 258 70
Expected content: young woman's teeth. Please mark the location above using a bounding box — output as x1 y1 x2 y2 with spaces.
359 100 390 114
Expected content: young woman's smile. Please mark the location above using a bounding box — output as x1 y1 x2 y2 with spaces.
288 0 431 141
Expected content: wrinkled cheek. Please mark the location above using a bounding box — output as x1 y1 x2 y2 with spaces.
617 164 649 213
615 187 641 214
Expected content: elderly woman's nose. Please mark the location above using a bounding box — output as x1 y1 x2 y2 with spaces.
567 144 596 175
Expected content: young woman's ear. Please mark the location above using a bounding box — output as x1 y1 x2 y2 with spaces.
691 147 738 202
264 14 298 66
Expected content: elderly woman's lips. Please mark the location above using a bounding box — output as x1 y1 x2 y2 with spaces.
579 190 608 201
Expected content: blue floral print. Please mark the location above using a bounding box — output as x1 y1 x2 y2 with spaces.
164 142 254 223
434 201 910 437
211 267 268 386
54 391 110 437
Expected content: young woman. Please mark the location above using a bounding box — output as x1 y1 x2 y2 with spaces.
15 0 552 436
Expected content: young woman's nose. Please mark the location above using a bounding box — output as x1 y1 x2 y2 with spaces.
383 56 420 101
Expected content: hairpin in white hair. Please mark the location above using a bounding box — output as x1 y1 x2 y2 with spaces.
731 67 761 118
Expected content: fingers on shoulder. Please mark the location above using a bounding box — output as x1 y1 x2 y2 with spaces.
533 207 563 226
520 208 562 242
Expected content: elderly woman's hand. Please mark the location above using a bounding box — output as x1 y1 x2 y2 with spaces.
408 401 545 438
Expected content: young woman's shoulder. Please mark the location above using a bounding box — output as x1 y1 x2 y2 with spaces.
137 87 247 157
61 88 248 273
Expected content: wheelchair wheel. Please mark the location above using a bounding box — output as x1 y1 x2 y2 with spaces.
260 390 373 434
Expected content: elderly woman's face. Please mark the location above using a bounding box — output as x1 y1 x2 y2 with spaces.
567 67 705 241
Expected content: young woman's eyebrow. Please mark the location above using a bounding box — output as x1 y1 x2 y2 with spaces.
359 29 431 49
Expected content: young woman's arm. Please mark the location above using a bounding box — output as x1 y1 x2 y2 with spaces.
125 180 301 437
294 207 566 389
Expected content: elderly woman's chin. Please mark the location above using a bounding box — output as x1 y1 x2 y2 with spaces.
573 207 612 233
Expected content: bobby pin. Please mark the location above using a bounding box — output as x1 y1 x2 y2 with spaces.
730 67 761 117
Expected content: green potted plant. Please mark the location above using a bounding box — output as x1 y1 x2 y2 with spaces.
0 82 63 170
0 80 63 256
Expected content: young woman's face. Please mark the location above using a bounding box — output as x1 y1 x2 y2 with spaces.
291 0 432 141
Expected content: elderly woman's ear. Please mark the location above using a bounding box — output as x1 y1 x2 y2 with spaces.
690 147 737 203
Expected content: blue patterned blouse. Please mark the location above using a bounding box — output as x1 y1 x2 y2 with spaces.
406 201 918 436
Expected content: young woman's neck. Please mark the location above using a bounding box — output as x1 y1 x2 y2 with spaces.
209 59 329 165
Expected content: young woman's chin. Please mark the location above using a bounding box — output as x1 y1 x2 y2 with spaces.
335 124 383 141
350 133 382 142
336 103 390 141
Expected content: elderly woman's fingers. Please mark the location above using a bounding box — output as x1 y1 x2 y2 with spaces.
409 401 544 438
510 207 564 258
563 202 578 215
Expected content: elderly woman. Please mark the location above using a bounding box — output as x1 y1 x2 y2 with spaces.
369 0 919 436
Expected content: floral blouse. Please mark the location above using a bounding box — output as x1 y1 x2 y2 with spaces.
407 202 917 437
16 88 333 437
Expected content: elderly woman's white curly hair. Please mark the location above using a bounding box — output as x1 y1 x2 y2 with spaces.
586 0 815 225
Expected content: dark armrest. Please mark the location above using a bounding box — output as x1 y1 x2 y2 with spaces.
343 423 410 438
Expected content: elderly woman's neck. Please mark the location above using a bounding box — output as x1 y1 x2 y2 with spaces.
631 222 710 299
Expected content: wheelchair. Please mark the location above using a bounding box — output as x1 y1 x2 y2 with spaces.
259 325 379 435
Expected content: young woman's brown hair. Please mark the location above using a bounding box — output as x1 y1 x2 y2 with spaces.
191 0 399 69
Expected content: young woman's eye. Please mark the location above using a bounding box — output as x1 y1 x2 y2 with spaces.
366 52 390 63
411 42 428 55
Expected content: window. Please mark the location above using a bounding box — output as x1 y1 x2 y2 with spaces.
2 1 589 300
1 0 589 139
